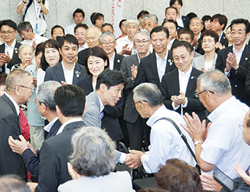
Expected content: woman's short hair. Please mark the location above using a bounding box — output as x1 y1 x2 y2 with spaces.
70 126 116 177
18 44 33 56
84 46 109 76
201 30 219 43
40 39 61 71
155 159 203 192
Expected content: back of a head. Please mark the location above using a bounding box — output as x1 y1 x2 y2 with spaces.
197 70 231 97
0 175 31 192
37 81 61 112
54 84 86 117
155 159 203 192
133 83 163 107
6 69 30 92
70 126 116 177
96 69 126 90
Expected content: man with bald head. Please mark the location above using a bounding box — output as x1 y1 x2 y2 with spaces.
0 69 33 180
78 26 101 65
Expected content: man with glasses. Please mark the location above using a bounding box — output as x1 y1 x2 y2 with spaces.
0 69 33 179
99 32 124 70
125 82 196 173
121 29 151 150
0 20 21 73
160 41 206 121
216 18 250 106
182 70 250 191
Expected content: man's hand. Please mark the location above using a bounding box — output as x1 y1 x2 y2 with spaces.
121 44 132 55
226 52 239 70
235 163 250 186
200 174 223 192
8 135 29 155
125 150 144 169
182 112 210 142
0 52 11 65
131 65 138 80
215 42 225 50
27 182 38 192
171 92 186 107
67 162 82 180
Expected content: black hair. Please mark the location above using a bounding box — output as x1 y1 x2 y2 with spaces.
96 69 126 90
165 7 178 14
172 40 193 54
101 23 114 31
169 0 183 6
90 12 104 25
137 10 149 20
231 18 250 34
186 12 197 21
119 19 127 28
84 46 109 76
211 14 228 30
54 85 86 117
0 20 17 31
73 8 85 18
178 28 194 41
162 19 178 30
201 30 219 43
150 26 169 38
17 21 33 33
59 34 79 49
0 72 7 86
35 42 44 56
74 23 88 34
51 25 65 36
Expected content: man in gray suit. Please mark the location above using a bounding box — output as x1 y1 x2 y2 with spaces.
121 29 151 150
82 69 131 164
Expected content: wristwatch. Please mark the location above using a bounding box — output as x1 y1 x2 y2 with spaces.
194 140 203 146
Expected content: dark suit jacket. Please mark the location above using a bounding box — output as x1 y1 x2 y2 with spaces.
121 54 140 123
78 48 89 65
220 32 228 48
182 15 190 29
35 121 86 192
77 76 124 141
113 53 124 70
0 94 26 180
44 62 88 85
135 52 176 88
0 41 22 72
160 67 206 120
196 38 205 55
22 119 62 178
216 45 250 106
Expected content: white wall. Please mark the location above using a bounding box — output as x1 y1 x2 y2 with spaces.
1 0 250 38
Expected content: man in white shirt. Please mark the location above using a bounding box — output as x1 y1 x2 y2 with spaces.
126 82 196 173
183 69 250 191
17 21 47 47
0 20 22 73
116 19 139 56
65 8 85 35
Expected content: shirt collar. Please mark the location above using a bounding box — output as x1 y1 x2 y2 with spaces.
147 105 166 127
167 38 176 50
5 39 16 49
233 44 246 53
96 92 104 112
44 117 58 132
178 66 193 77
155 51 168 61
57 118 83 135
4 92 20 115
61 61 76 71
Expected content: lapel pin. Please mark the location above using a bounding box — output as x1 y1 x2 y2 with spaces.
117 60 120 63
191 76 194 79
14 48 18 54
75 71 81 78
245 57 248 60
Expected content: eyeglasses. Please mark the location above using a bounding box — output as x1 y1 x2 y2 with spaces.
1 30 15 35
132 100 148 107
18 85 34 91
194 90 214 97
33 97 47 106
101 41 115 46
135 39 150 44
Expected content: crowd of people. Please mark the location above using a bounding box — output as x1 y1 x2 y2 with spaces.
0 0 250 191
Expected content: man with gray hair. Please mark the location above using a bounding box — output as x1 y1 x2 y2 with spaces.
183 70 250 191
121 29 151 150
99 32 124 70
142 14 158 33
8 81 62 178
125 82 196 173
116 19 139 56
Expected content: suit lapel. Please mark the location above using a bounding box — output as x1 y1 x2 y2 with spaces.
73 64 82 85
173 70 180 94
113 54 122 70
186 68 198 97
165 50 175 74
239 45 250 67
55 63 66 82
151 53 161 85
11 42 20 62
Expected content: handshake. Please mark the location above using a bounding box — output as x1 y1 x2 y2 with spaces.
124 150 145 169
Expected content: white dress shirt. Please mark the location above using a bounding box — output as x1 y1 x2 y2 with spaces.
62 61 75 84
109 53 115 70
155 52 168 82
233 44 246 64
65 23 76 35
176 16 184 28
3 40 16 74
5 92 20 115
44 117 58 132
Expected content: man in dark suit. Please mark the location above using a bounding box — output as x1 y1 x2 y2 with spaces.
27 85 86 192
78 27 101 65
100 32 124 71
121 29 151 150
0 20 21 73
216 18 250 106
135 26 176 148
44 34 87 84
0 69 33 180
9 81 62 178
162 19 178 51
211 14 228 49
160 41 206 121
